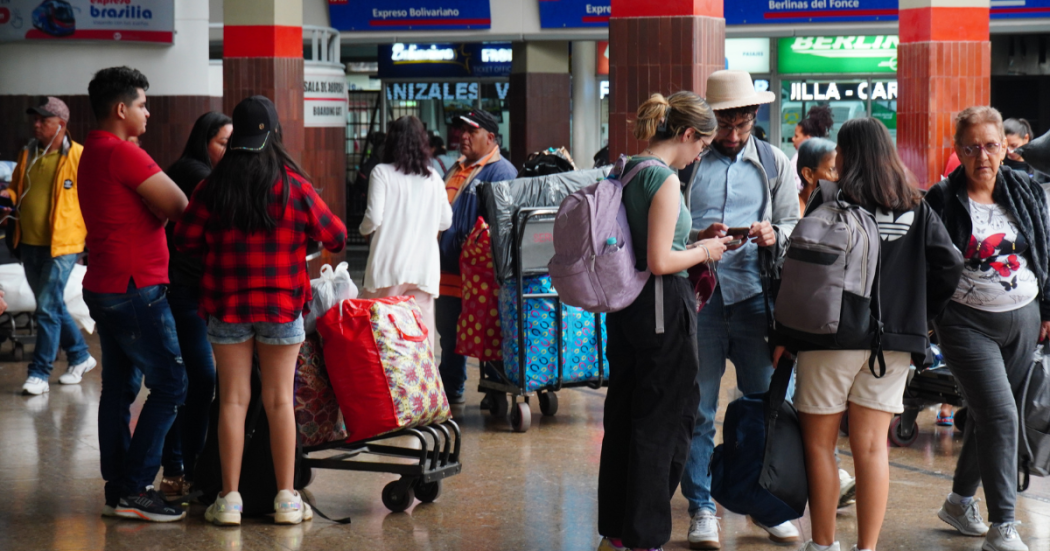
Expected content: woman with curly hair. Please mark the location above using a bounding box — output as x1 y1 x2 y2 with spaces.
360 116 453 347
791 105 835 192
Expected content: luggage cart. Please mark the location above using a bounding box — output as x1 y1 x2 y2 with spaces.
478 207 606 433
297 420 462 513
0 312 36 360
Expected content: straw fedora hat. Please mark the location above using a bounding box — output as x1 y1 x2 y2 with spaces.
705 70 775 111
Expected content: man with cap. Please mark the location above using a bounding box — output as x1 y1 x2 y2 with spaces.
436 110 516 404
79 66 189 522
679 70 801 548
7 96 96 396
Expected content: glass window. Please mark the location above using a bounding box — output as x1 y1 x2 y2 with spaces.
780 79 899 157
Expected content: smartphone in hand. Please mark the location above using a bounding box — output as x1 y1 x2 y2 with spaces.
726 226 750 246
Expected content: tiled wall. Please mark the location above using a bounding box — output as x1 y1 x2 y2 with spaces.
508 72 572 170
608 16 725 159
303 126 348 276
898 41 991 188
222 57 306 162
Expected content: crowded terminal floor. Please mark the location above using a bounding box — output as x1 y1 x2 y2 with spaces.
2 333 1048 551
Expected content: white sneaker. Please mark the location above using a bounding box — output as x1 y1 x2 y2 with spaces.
205 491 243 526
753 518 801 543
798 541 840 551
22 376 49 395
274 489 313 525
59 356 97 385
983 522 1028 551
688 510 721 550
938 496 989 536
838 469 857 508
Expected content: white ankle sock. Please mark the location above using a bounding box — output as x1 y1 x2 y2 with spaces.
948 492 974 506
811 543 837 551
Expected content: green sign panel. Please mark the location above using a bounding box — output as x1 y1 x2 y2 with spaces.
778 35 898 75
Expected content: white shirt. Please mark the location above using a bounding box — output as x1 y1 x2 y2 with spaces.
951 200 1039 312
360 163 453 297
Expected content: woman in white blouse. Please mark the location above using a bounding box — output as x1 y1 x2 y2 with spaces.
360 116 453 347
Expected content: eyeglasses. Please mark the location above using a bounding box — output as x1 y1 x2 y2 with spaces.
716 118 755 136
959 142 1003 158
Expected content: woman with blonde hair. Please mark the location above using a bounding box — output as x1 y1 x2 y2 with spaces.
596 92 730 551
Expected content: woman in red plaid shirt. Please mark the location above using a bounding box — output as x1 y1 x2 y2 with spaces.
174 96 346 526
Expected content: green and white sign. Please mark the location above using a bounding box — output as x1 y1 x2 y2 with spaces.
778 36 898 75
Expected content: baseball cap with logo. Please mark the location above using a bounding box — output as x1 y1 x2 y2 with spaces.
229 95 280 152
27 96 70 122
458 110 499 135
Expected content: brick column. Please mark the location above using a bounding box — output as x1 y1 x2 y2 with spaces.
898 0 990 187
508 41 571 170
608 0 725 159
223 0 304 162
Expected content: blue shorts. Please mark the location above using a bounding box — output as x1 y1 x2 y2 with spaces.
206 316 305 346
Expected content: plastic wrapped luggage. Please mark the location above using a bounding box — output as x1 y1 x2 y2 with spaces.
498 274 608 392
294 334 348 447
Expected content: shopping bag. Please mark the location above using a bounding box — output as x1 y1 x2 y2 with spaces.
304 262 358 335
316 296 451 442
294 334 347 447
456 217 502 361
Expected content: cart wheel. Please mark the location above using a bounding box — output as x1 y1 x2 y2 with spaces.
382 480 415 513
13 343 23 361
954 407 967 433
889 415 919 447
415 480 442 503
511 401 532 432
297 462 314 489
490 393 509 419
839 411 850 436
538 391 559 417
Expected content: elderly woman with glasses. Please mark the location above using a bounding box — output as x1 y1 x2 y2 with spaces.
925 106 1050 551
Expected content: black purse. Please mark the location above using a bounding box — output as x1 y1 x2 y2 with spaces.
757 356 809 518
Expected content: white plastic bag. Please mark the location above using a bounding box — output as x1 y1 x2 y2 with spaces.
303 262 357 334
0 263 95 333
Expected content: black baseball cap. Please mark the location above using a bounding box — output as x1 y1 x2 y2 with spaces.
458 110 499 134
229 95 279 152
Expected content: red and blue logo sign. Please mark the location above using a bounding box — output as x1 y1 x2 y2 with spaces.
538 0 610 28
328 0 491 31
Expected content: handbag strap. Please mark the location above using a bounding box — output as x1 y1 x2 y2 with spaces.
766 354 794 420
389 310 428 342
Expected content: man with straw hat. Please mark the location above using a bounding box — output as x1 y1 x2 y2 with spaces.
679 70 801 549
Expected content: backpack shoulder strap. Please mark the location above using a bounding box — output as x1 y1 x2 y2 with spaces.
754 138 778 182
618 159 665 187
818 179 840 204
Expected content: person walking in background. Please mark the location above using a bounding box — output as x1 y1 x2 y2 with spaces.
360 116 452 349
157 111 232 498
429 134 455 176
597 91 729 551
436 110 516 405
175 96 346 527
790 105 835 192
7 96 95 395
680 70 801 548
795 137 837 214
926 106 1050 551
80 66 190 522
1002 118 1048 184
784 117 963 551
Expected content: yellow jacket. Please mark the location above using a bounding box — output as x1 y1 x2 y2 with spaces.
9 137 87 257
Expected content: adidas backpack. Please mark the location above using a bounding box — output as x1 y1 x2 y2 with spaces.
548 155 656 313
775 181 886 373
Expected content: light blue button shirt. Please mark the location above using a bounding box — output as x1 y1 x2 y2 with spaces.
689 140 767 306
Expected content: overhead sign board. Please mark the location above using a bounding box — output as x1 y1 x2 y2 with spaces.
786 80 898 102
726 38 771 73
385 81 510 101
990 0 1050 18
328 0 491 31
538 0 610 28
0 0 174 43
304 66 348 128
378 42 512 79
725 0 898 24
778 35 898 74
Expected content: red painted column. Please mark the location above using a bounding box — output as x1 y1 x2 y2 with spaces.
608 0 725 159
897 0 990 187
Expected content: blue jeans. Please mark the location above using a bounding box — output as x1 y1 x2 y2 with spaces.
161 285 215 480
86 283 187 499
681 290 774 514
436 295 467 397
21 245 90 379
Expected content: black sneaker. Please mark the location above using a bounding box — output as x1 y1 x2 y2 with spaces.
115 486 186 522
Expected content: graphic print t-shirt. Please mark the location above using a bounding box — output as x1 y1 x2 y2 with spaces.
951 200 1039 312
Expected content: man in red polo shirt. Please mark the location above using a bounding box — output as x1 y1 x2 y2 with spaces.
79 66 190 523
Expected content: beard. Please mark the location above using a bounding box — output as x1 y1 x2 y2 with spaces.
713 136 747 158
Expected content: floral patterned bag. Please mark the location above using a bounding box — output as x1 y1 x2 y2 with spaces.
317 296 451 442
294 334 348 447
456 217 502 361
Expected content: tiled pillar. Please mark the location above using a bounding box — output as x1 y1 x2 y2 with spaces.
508 41 571 170
608 0 725 159
898 0 990 187
223 0 304 161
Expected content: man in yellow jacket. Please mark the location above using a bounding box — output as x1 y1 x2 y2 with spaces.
7 97 94 395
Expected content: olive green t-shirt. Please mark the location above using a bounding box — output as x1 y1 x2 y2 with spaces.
621 156 692 278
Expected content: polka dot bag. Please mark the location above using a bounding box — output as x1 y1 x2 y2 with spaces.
456 217 503 361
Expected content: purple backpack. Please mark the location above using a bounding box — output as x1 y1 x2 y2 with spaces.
548 156 660 313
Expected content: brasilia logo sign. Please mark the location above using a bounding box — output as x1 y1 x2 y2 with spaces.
778 35 898 74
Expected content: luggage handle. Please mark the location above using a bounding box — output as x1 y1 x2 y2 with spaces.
389 310 428 342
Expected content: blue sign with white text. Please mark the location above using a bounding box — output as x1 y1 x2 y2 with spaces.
990 0 1050 19
328 0 491 31
538 0 611 28
724 0 898 25
378 43 513 79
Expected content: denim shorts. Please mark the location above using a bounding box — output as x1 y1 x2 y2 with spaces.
206 316 305 346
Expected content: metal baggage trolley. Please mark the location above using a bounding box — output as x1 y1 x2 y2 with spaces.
478 207 607 433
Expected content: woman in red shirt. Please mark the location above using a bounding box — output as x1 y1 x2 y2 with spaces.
174 96 346 526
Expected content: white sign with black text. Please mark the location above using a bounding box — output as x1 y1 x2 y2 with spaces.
304 67 348 128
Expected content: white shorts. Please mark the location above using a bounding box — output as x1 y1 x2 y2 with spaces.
793 349 912 414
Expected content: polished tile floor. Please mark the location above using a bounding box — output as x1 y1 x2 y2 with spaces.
1 332 1049 551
